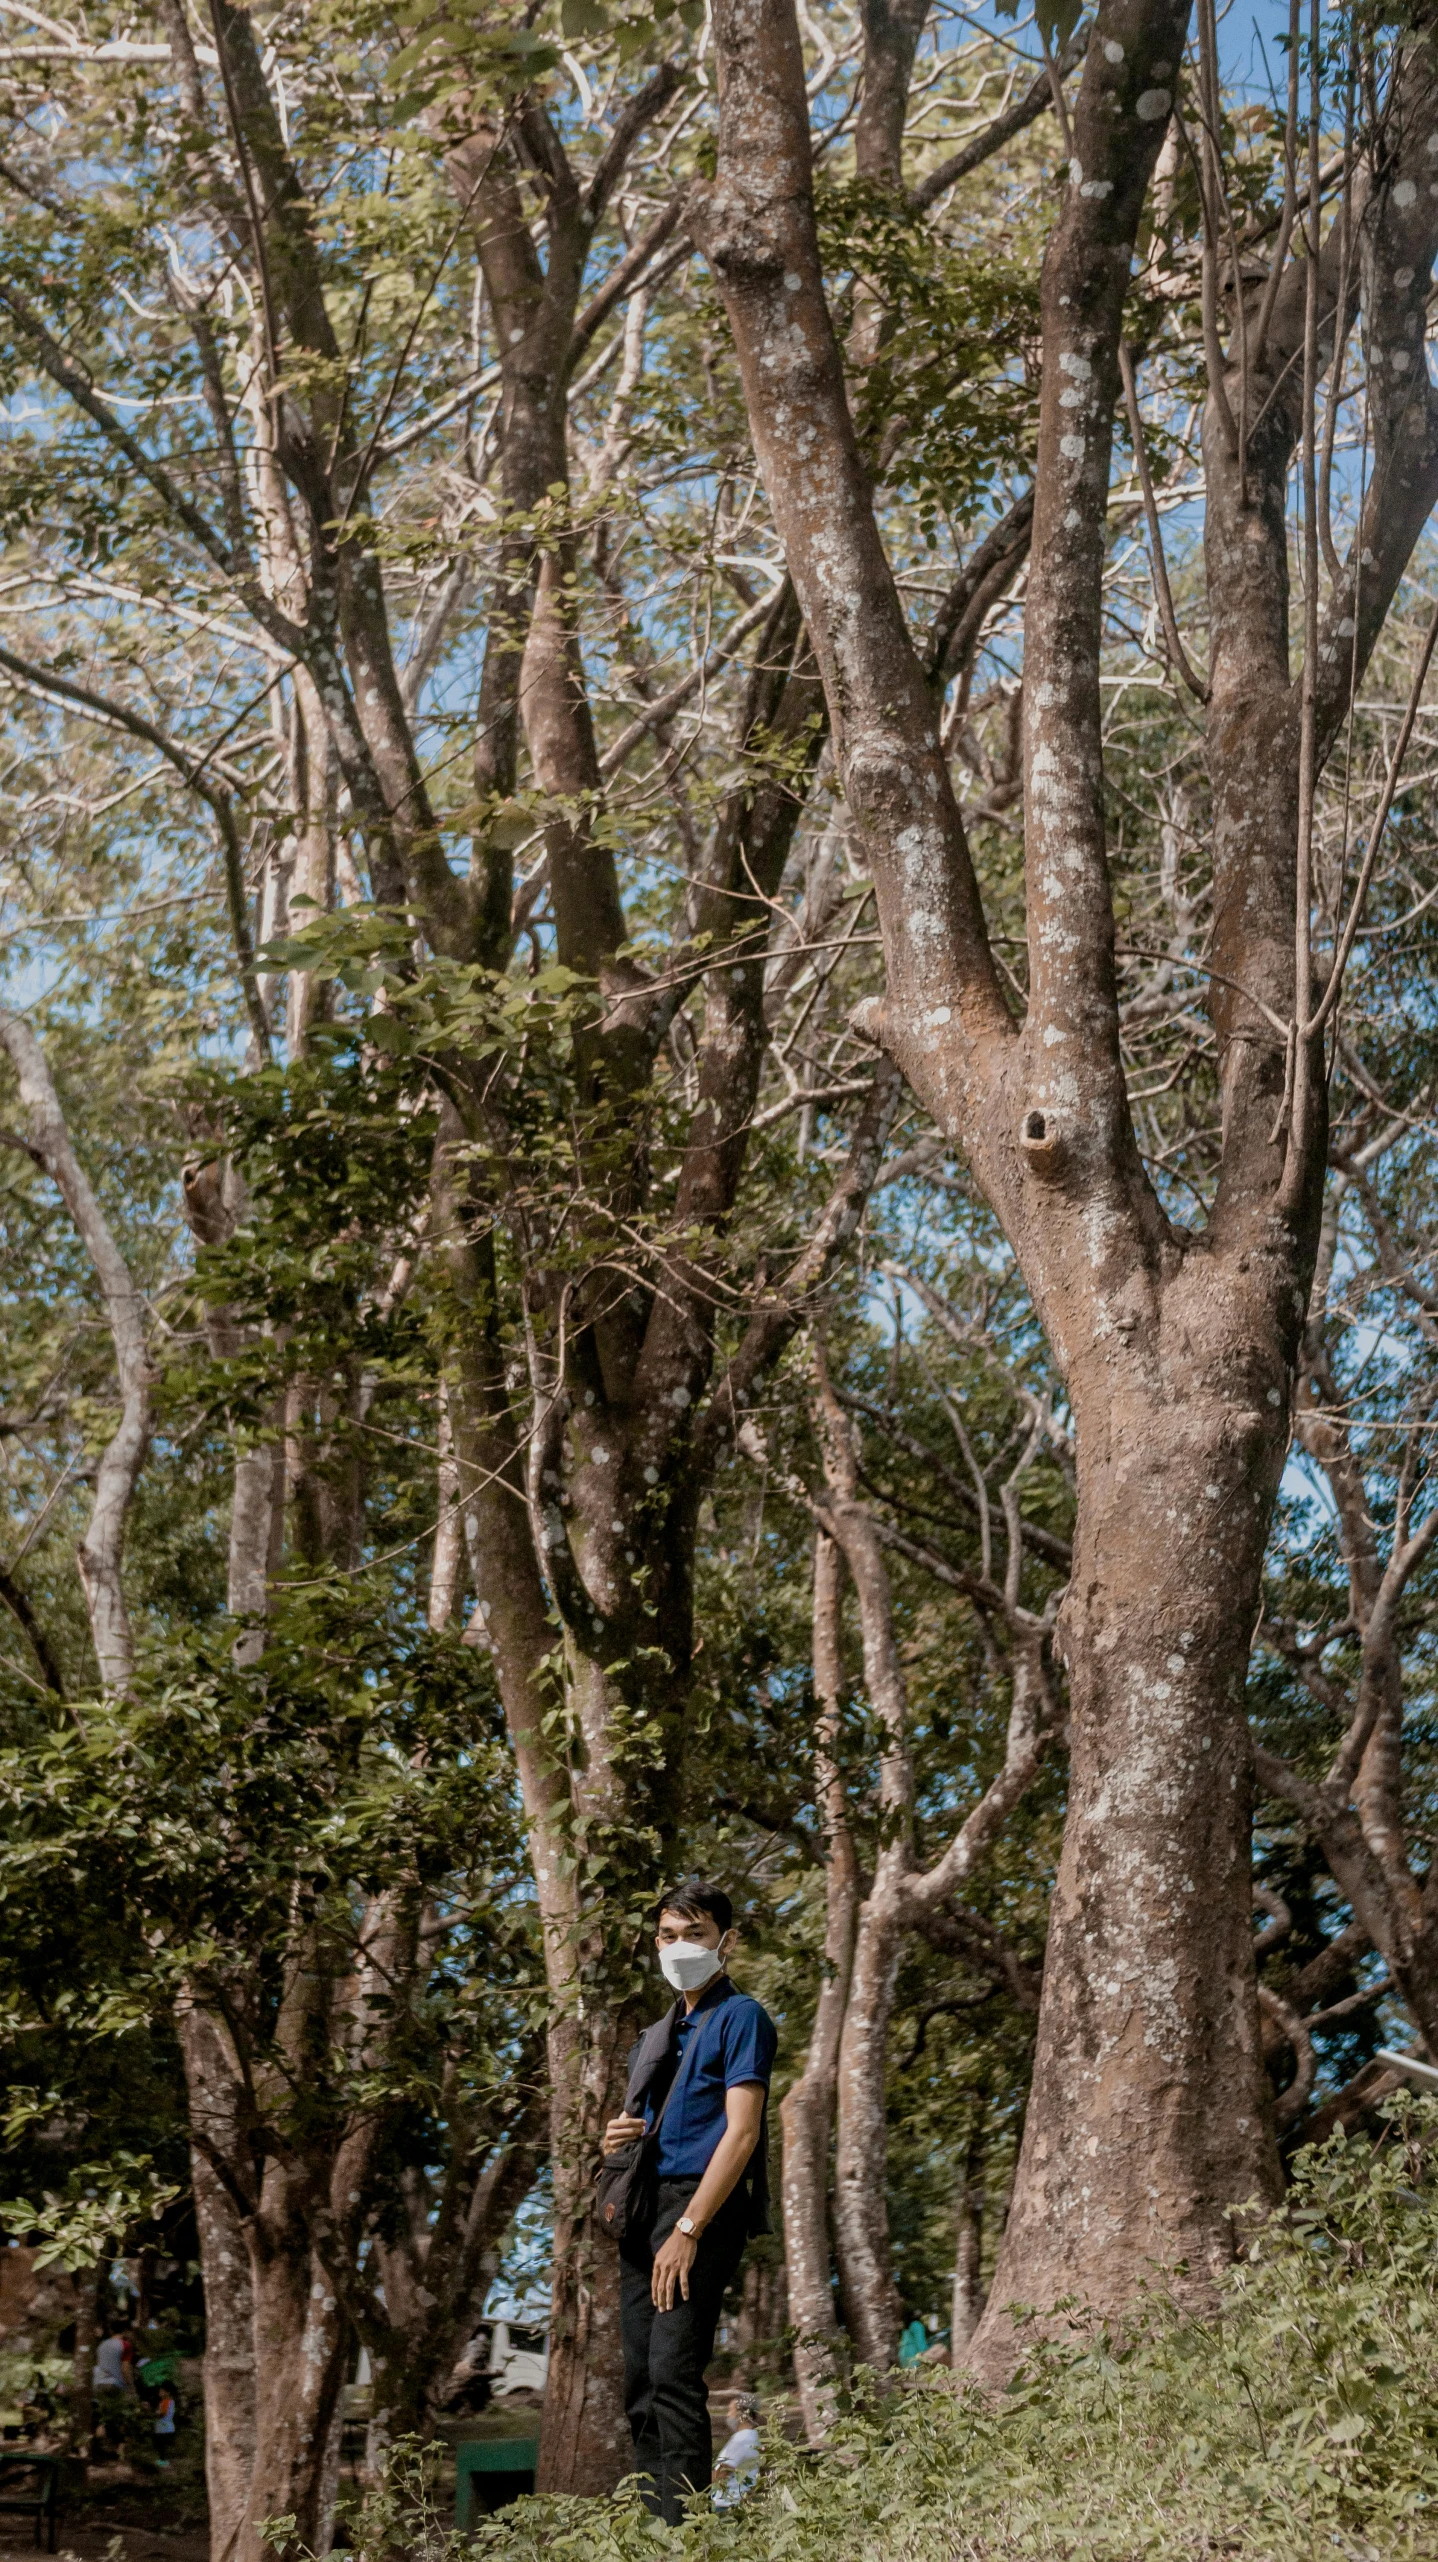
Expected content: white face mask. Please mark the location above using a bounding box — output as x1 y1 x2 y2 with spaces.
659 1939 725 1993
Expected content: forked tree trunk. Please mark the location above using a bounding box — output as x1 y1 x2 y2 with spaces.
440 1051 900 2485
696 0 1329 2377
0 1010 152 1690
969 1362 1282 2374
810 1366 1051 2374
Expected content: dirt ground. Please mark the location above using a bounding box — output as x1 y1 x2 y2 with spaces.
0 2446 209 2562
0 2520 210 2562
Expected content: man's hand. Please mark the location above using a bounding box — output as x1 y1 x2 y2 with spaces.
651 2224 699 2311
602 2111 647 2157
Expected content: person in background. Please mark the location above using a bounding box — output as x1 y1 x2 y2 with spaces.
92 2321 135 2455
92 2324 133 2399
152 2384 177 2463
602 1879 777 2523
711 2391 762 2509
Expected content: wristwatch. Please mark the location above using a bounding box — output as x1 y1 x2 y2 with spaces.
676 2214 701 2239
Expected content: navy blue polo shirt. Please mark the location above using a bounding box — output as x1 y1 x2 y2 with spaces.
644 1979 777 2179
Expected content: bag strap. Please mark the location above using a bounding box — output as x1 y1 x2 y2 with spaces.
641 2001 686 2137
628 1998 697 2141
632 1978 736 2130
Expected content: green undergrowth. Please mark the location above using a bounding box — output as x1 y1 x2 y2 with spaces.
342 2098 1438 2562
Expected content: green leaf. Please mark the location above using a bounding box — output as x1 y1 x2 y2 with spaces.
1036 0 1082 49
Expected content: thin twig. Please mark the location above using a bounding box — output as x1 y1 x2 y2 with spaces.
1118 344 1209 703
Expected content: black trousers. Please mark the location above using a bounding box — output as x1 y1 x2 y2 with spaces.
619 2178 750 2523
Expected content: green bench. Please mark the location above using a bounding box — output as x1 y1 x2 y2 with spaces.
0 2452 59 2552
455 2437 540 2526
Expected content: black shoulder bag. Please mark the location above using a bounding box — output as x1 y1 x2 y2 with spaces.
595 2024 682 2246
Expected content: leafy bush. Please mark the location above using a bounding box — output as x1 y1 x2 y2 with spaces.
338 2099 1438 2562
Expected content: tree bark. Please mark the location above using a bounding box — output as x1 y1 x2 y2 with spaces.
192 2151 257 2562
827 1605 907 2365
67 2263 104 2458
238 2185 348 2562
949 2106 986 2359
180 2007 258 2562
972 1368 1282 2374
0 1009 151 1690
534 2015 631 2494
780 1533 858 2440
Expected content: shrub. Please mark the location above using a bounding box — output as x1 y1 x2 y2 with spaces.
342 2098 1438 2562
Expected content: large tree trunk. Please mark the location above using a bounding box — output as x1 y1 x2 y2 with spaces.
969 1366 1282 2376
178 2008 259 2562
697 0 1321 2380
192 2152 257 2562
238 2179 348 2562
535 2011 632 2494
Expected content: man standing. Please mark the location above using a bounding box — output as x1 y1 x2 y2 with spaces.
602 1879 777 2522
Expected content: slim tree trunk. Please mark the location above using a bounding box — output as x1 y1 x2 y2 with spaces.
228 1438 281 1620
0 1010 151 1690
817 1383 911 2378
949 2103 987 2359
366 2130 538 2453
780 1533 859 2441
800 1357 1050 2380
174 1160 274 2556
428 1386 463 1631
67 2263 103 2458
832 1893 906 2371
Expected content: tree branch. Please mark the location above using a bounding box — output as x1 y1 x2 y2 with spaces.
698 1056 902 1460
909 34 1087 213
0 637 272 1059
0 1013 150 1690
0 1560 65 1697
694 0 1014 1135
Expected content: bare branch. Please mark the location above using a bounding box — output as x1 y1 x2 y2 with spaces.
909 33 1086 213
0 1012 150 1690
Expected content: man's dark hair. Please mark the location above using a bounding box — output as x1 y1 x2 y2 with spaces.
656 1876 733 1934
